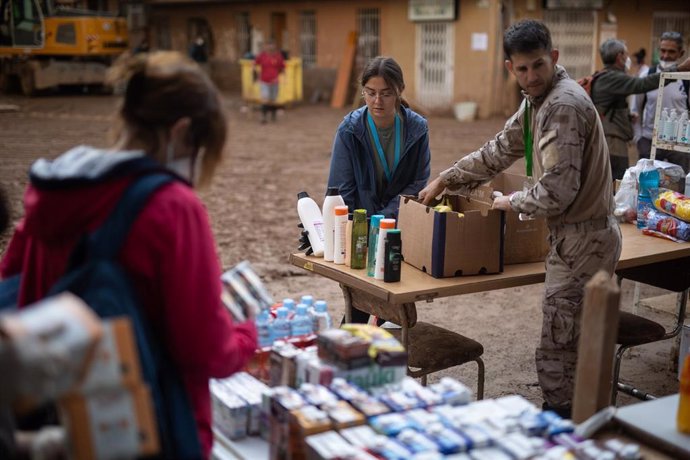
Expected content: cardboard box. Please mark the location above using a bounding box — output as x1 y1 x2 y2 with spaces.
469 172 550 265
58 383 159 460
80 317 142 392
397 194 504 278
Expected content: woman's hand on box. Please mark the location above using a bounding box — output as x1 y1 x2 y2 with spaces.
418 177 446 206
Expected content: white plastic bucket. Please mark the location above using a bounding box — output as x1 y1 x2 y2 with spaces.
454 102 477 122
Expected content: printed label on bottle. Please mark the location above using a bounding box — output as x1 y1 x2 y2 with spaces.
312 220 325 242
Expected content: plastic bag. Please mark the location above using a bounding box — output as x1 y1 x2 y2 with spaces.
654 189 690 223
644 209 690 242
614 166 638 223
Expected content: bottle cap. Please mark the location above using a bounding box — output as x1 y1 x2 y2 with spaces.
335 205 349 216
315 300 327 312
277 307 288 318
300 295 314 306
380 218 396 229
353 209 367 220
370 215 384 229
386 229 401 243
326 187 340 196
282 298 295 310
297 191 309 200
296 304 308 315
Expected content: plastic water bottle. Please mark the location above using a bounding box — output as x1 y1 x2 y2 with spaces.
637 159 660 229
271 307 291 342
665 109 679 143
311 300 333 333
282 298 296 319
300 295 314 308
290 304 313 336
677 110 689 145
256 309 273 348
322 187 345 261
657 108 669 142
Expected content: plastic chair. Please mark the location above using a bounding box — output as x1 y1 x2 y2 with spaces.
612 259 690 405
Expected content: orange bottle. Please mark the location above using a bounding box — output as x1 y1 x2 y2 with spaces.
678 355 690 433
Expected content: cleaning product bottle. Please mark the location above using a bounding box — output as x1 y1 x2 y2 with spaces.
677 355 690 434
311 300 333 333
350 209 368 269
345 215 353 267
333 205 349 264
677 110 689 145
271 307 291 342
290 304 313 337
256 308 273 348
374 218 396 280
322 187 345 261
297 191 325 257
658 108 669 142
665 108 679 143
637 159 660 229
367 215 385 277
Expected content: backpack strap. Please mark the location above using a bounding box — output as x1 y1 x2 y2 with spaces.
89 173 176 260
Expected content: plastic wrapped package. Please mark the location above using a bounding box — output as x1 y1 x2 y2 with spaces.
644 209 690 242
654 189 690 222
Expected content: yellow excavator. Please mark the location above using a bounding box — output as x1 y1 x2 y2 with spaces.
0 0 128 95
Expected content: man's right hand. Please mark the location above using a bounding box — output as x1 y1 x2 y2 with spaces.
418 176 446 206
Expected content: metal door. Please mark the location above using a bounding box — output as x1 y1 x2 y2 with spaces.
416 22 454 110
544 10 597 80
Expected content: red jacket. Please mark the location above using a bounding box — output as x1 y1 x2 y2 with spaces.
0 149 257 458
255 51 285 84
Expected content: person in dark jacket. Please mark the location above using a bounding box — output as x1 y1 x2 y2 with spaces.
590 38 690 180
327 56 430 324
327 56 431 219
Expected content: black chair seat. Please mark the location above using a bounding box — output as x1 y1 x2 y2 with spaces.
617 311 666 346
389 321 483 372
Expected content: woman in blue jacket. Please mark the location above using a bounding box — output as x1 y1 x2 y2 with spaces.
327 56 430 324
327 56 431 219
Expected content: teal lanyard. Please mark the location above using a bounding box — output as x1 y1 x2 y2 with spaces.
367 112 401 183
523 99 533 179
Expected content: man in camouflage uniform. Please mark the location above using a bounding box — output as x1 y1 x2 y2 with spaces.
419 19 622 416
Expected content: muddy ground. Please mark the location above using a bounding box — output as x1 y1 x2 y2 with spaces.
0 92 682 408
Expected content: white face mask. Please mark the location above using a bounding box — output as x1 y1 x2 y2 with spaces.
166 143 196 184
624 56 632 71
658 60 676 70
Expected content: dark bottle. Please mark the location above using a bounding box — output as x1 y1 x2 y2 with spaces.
383 229 402 283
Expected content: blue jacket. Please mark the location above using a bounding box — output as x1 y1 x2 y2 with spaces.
327 106 431 218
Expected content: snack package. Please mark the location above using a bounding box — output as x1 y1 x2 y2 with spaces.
221 260 272 322
654 189 690 222
644 209 690 242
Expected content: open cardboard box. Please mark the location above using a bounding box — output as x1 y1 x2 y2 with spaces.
469 172 550 265
397 194 504 278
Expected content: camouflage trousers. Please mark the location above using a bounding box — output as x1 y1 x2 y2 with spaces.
536 216 622 408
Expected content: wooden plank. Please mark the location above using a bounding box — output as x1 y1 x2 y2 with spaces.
572 271 621 423
330 31 357 109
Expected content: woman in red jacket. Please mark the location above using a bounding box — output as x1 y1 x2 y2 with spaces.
0 51 257 458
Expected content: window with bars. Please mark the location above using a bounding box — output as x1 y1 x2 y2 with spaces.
300 11 317 68
651 12 690 65
236 12 251 59
357 8 380 74
543 10 597 80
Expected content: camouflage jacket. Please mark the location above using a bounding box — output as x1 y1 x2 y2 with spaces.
440 66 614 227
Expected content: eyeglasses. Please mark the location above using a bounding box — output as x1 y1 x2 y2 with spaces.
362 88 396 101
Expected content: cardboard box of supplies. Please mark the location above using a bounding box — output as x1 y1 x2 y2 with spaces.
397 194 504 278
58 383 159 460
469 172 550 265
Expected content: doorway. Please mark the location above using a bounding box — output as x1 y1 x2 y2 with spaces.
415 22 454 110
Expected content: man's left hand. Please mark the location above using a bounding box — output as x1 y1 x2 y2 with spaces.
492 195 513 211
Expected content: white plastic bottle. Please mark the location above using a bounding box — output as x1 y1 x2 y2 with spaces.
677 110 689 145
297 191 325 257
658 108 669 142
322 187 345 261
333 205 349 264
311 300 333 333
374 218 396 280
665 108 679 143
685 172 690 198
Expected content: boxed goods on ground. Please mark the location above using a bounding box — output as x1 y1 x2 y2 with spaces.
397 194 504 278
469 172 550 264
